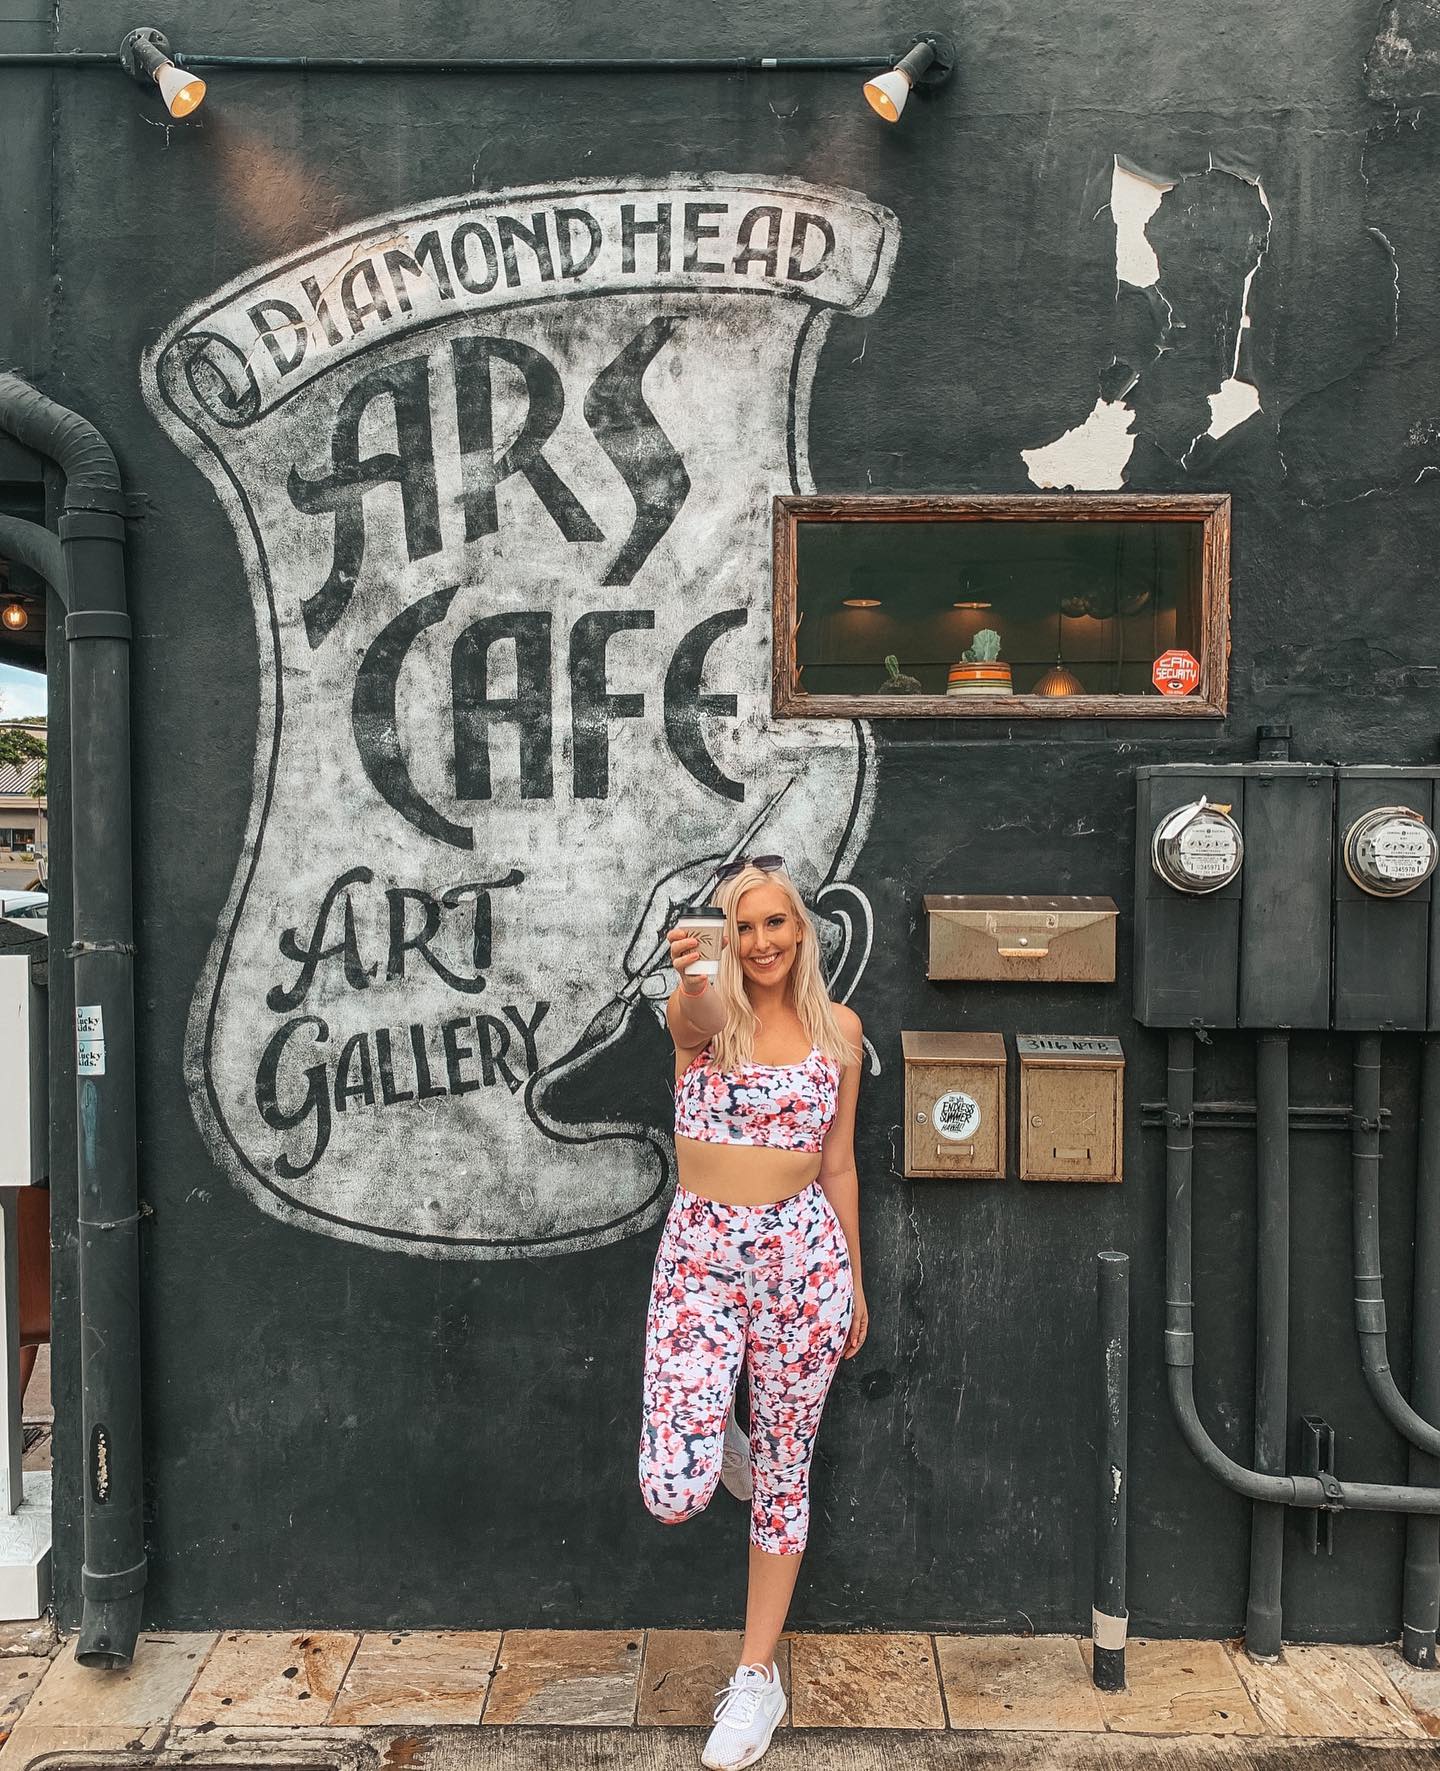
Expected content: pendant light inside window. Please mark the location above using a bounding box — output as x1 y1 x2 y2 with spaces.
1035 600 1084 697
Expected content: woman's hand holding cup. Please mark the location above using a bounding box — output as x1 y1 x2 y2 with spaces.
668 908 725 995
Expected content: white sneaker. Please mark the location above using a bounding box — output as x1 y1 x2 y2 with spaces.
701 1662 786 1770
719 1404 753 1502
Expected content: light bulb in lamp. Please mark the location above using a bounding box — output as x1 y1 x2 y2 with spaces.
862 38 947 124
120 29 206 121
1034 662 1085 698
863 69 913 122
1 601 29 633
157 62 206 117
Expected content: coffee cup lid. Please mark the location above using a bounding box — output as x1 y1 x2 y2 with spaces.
675 906 725 921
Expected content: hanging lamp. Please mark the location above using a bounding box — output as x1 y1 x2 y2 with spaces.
1034 599 1085 697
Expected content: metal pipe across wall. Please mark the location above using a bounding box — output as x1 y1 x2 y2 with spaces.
0 374 143 1669
1247 1033 1290 1659
1404 1036 1440 1666
1165 1029 1440 1518
0 515 64 593
0 52 898 72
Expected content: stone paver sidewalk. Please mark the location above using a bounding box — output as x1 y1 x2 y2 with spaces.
0 1626 1435 1767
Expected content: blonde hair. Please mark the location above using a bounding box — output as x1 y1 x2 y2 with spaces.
705 864 858 1075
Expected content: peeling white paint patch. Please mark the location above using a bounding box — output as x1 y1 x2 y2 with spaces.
1188 165 1272 457
1022 397 1136 490
1207 376 1262 440
1110 160 1174 288
1110 1463 1123 1503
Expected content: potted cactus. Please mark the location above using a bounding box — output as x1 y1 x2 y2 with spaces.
947 627 1013 697
876 653 924 695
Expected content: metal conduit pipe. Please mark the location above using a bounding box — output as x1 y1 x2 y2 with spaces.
1247 1033 1290 1659
1404 1034 1440 1667
1164 1029 1440 1518
0 51 899 72
0 373 143 1668
0 515 64 597
1351 1034 1440 1460
1093 1251 1129 1693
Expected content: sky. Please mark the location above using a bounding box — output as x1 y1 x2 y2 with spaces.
0 662 46 719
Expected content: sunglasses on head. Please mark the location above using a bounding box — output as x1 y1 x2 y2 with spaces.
715 854 787 883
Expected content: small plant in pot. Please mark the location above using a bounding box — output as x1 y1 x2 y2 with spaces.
877 653 924 695
947 627 1013 697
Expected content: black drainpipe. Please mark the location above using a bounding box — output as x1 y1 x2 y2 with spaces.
1351 1034 1440 1461
0 373 143 1668
1165 1027 1440 1516
1404 1034 1440 1666
1246 1032 1290 1659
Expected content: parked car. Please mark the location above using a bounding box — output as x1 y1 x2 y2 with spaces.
0 891 47 922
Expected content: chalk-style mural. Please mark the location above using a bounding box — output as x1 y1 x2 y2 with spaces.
144 176 897 1258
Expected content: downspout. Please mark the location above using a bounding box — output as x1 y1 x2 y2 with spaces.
0 373 143 1667
1164 1028 1440 1516
1351 1034 1440 1459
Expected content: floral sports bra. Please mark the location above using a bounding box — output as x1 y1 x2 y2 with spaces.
674 1045 841 1154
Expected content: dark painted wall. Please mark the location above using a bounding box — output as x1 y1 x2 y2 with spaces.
10 0 1440 1637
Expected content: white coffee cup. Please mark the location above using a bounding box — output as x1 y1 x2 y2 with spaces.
672 907 725 977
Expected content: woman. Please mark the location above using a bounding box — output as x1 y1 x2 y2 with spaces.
639 857 869 1771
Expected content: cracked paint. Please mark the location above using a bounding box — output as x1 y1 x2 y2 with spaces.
1367 224 1401 341
1190 164 1272 451
1021 160 1165 488
1367 1 1440 101
1110 160 1174 287
1026 153 1271 485
1022 396 1137 490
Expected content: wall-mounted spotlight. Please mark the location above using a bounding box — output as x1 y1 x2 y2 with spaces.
120 27 206 118
842 597 883 609
2 600 30 632
863 33 955 123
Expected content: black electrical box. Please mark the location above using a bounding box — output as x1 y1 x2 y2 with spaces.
1134 767 1243 1029
1238 765 1334 1029
1334 768 1437 1032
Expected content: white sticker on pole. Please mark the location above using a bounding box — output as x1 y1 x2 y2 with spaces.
933 1091 981 1142
76 1004 106 1076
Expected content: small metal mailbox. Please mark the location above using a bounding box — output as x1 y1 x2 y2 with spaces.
925 895 1117 984
1018 1034 1124 1184
902 1031 1006 1179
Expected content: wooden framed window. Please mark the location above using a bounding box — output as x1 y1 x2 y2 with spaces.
772 493 1230 718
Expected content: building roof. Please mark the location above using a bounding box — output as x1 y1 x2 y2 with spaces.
0 756 44 798
0 725 46 802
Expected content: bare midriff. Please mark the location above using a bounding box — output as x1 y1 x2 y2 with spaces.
674 1134 821 1208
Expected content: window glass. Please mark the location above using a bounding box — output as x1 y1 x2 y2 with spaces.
794 518 1200 700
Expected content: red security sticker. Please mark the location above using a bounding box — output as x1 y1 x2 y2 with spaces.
1152 649 1201 696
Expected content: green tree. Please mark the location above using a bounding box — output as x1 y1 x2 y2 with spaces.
0 726 44 771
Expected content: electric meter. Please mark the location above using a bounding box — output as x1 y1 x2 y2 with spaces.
1151 796 1244 895
1342 805 1439 897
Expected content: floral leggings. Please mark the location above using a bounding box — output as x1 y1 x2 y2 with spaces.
639 1180 854 1554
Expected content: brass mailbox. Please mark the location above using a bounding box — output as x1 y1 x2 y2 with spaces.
902 1031 1006 1179
1018 1034 1124 1184
925 895 1118 984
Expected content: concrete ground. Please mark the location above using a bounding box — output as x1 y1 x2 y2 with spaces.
0 1624 1437 1770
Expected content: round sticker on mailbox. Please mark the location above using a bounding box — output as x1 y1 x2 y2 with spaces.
934 1091 981 1142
